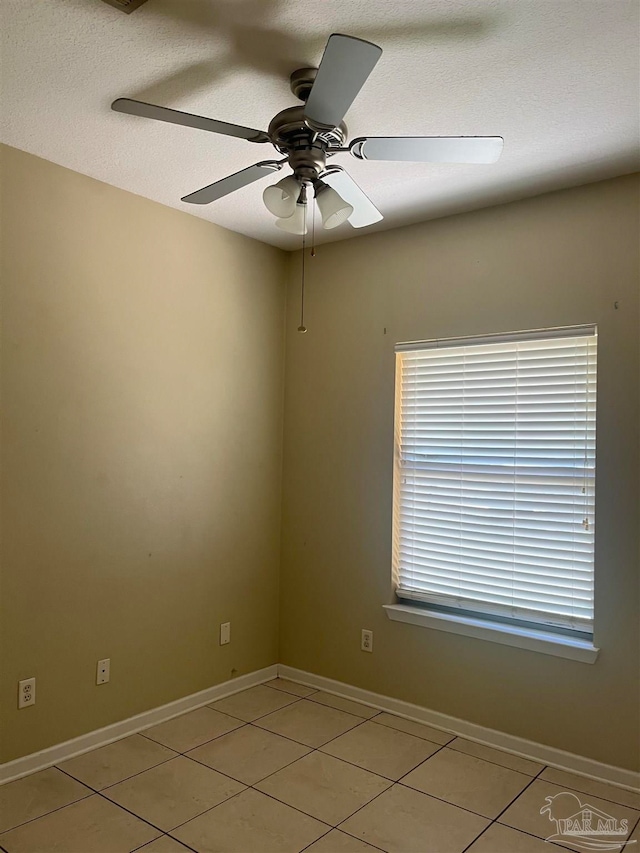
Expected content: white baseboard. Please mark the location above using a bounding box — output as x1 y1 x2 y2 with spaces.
4 662 637 793
278 665 639 793
0 665 278 785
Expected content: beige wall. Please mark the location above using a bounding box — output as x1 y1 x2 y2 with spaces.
0 145 286 763
2 146 638 773
280 174 640 771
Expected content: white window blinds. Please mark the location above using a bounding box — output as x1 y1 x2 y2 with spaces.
393 326 597 633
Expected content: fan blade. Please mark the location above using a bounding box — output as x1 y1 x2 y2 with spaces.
304 34 382 129
321 167 383 228
350 136 504 164
182 161 283 205
111 98 270 143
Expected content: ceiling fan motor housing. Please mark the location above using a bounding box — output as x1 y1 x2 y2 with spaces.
267 73 347 183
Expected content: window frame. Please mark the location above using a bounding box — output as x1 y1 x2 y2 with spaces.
389 325 599 662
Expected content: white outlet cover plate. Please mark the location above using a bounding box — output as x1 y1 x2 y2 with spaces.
18 677 36 709
96 659 110 685
361 629 373 652
220 622 231 645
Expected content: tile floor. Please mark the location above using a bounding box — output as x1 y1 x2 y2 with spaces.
1 677 638 853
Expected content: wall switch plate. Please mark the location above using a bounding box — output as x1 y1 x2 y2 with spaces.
96 658 110 685
361 629 373 652
18 677 36 708
220 622 231 645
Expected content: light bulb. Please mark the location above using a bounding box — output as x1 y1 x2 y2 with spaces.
275 203 307 235
315 183 353 229
263 175 300 218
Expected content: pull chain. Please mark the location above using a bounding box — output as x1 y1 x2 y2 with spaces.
298 202 307 333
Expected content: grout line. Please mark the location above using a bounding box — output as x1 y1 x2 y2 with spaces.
209 684 306 723
130 832 199 853
624 816 640 848
250 717 375 784
165 786 251 835
138 722 249 755
52 767 169 839
0 786 95 835
299 825 388 853
56 751 180 793
471 763 591 851
493 765 640 851
445 740 543 776
458 820 501 853
394 780 504 823
263 679 319 698
368 715 456 746
394 741 540 783
492 764 547 823
183 738 312 787
205 694 304 725
305 694 383 720
333 781 400 836
297 827 335 853
318 736 450 787
533 770 640 810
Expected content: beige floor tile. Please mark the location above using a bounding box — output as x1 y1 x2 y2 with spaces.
173 787 329 853
59 735 176 790
373 713 454 745
143 707 243 752
265 678 317 697
256 700 363 748
466 822 558 852
448 738 543 776
256 751 391 825
103 756 244 831
321 720 440 781
187 724 310 785
137 836 194 852
208 684 299 722
539 767 640 810
339 783 489 853
0 794 159 853
308 692 380 719
499 779 640 845
305 829 382 852
402 747 531 818
0 766 91 834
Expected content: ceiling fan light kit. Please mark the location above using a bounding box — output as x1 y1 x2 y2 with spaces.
263 175 300 218
112 33 504 234
315 182 354 229
275 204 308 235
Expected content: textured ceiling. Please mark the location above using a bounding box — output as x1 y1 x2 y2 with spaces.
1 0 638 250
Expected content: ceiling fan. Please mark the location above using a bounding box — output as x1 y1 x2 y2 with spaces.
112 33 503 235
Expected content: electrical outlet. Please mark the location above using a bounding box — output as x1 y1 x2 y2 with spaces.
96 658 110 685
220 622 231 646
361 629 373 652
18 677 36 709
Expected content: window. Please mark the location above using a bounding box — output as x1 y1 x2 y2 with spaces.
392 326 597 638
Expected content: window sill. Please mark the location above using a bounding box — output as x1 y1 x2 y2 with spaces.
383 604 599 663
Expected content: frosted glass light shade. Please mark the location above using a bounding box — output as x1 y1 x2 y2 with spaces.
263 176 300 217
316 185 353 229
275 203 307 235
